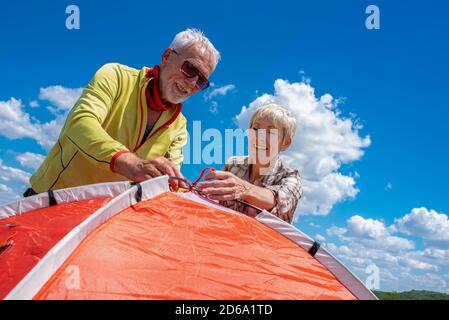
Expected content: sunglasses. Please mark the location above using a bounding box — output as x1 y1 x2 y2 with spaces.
172 50 210 90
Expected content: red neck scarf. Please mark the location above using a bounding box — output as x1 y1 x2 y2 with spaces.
145 65 181 112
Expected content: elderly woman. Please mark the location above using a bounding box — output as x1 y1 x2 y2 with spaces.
197 104 302 223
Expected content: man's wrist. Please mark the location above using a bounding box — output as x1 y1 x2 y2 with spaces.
112 152 140 177
110 150 130 173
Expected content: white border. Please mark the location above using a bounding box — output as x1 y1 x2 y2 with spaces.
0 181 132 220
176 192 240 215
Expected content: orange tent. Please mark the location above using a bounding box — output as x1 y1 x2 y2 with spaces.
0 176 376 300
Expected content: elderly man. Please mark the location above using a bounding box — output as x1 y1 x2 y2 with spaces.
25 29 220 195
197 104 302 224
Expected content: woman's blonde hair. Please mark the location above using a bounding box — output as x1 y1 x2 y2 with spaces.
249 104 297 144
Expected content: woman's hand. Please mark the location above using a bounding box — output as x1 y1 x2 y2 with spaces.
196 170 253 201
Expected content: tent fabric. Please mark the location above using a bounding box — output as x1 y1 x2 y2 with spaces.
35 191 357 300
1 176 376 300
254 211 378 300
176 192 377 300
1 181 136 300
3 177 168 300
0 198 110 299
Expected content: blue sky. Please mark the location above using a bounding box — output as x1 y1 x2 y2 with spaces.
1 0 448 293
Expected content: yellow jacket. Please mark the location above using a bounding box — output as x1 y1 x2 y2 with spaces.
30 63 187 192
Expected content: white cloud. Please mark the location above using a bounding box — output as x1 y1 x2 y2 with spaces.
346 215 389 239
209 101 219 115
400 248 449 275
204 84 236 115
381 236 415 252
315 234 326 242
0 159 31 205
0 183 12 192
235 79 371 217
39 85 83 112
204 84 235 101
395 207 449 248
327 226 346 237
0 98 42 140
400 257 438 271
0 98 63 150
308 222 321 228
324 241 449 292
0 159 30 185
0 85 81 151
16 152 45 170
328 215 415 251
35 115 67 150
299 173 359 216
29 100 39 108
323 211 449 293
0 86 82 200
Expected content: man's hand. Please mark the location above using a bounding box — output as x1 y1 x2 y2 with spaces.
196 170 253 201
114 153 186 190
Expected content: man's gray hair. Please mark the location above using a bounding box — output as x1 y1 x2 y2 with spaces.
170 28 221 70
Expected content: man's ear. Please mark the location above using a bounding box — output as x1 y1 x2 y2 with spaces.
160 48 172 65
280 137 292 152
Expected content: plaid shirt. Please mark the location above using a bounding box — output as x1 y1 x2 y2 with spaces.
220 156 302 223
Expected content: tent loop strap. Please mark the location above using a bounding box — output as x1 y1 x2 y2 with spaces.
190 167 216 190
169 168 217 192
168 176 197 192
130 182 143 203
308 241 321 257
47 190 57 207
168 174 263 213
